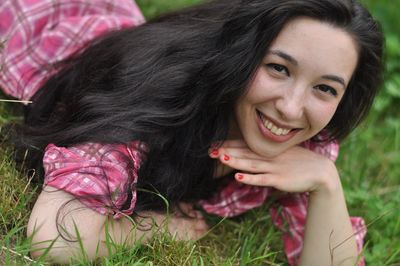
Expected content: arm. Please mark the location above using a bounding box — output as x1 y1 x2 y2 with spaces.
32 142 208 263
211 140 358 265
299 162 358 266
28 187 207 264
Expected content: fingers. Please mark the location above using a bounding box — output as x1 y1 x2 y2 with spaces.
222 147 263 160
173 202 204 219
235 172 316 193
209 140 272 174
208 140 333 193
216 153 271 174
234 173 275 187
167 214 209 241
209 140 264 161
235 172 293 192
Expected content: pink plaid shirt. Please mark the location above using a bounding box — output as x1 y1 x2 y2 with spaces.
0 0 144 100
0 1 366 265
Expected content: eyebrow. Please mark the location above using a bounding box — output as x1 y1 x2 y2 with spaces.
269 49 346 88
269 50 298 66
321 75 346 88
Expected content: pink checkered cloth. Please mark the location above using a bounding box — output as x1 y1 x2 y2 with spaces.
0 1 366 265
0 0 144 101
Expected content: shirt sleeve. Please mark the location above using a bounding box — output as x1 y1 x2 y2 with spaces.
0 0 145 101
200 180 273 217
43 141 145 219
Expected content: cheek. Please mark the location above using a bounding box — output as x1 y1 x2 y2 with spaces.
243 69 271 100
310 103 339 129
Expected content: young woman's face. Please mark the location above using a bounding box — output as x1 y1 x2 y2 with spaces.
234 17 358 158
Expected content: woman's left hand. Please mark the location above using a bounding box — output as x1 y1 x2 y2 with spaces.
209 139 339 194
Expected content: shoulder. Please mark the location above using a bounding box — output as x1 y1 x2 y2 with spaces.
42 141 146 217
43 141 146 172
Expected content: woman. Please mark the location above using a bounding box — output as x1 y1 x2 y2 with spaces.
0 0 383 264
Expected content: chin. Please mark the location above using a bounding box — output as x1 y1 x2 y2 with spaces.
247 141 289 159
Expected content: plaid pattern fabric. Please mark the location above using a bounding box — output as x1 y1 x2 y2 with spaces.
44 142 145 219
2 1 365 264
0 0 144 101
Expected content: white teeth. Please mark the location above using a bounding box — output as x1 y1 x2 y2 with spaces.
259 112 291 136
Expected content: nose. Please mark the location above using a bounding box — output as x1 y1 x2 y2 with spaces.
275 85 306 121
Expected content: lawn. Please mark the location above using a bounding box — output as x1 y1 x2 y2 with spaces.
0 0 399 265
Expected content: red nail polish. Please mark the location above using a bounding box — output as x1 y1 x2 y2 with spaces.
224 154 230 161
237 174 244 180
211 149 219 156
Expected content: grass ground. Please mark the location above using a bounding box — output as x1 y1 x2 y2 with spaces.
0 0 399 265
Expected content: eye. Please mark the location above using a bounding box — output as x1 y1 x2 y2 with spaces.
314 85 338 97
266 63 290 76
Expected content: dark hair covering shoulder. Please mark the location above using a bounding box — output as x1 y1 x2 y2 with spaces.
14 0 384 212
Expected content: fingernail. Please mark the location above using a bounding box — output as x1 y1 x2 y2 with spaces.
223 154 230 161
211 149 219 156
237 174 244 180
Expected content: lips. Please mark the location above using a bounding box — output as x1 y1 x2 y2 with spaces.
256 110 300 142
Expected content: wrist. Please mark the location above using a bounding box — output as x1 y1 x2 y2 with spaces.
313 160 342 195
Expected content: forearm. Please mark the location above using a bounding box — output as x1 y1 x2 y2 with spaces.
299 178 358 266
28 188 151 263
213 143 361 265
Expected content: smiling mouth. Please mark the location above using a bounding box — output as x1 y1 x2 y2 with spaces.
256 110 298 136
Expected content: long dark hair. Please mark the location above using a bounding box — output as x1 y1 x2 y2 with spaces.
15 0 384 212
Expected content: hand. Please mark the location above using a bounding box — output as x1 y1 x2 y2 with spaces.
139 202 209 241
209 140 340 194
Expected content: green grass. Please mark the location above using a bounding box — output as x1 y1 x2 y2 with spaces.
337 117 400 265
1 0 400 265
136 0 202 18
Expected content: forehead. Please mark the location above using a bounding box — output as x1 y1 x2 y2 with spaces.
268 17 359 82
